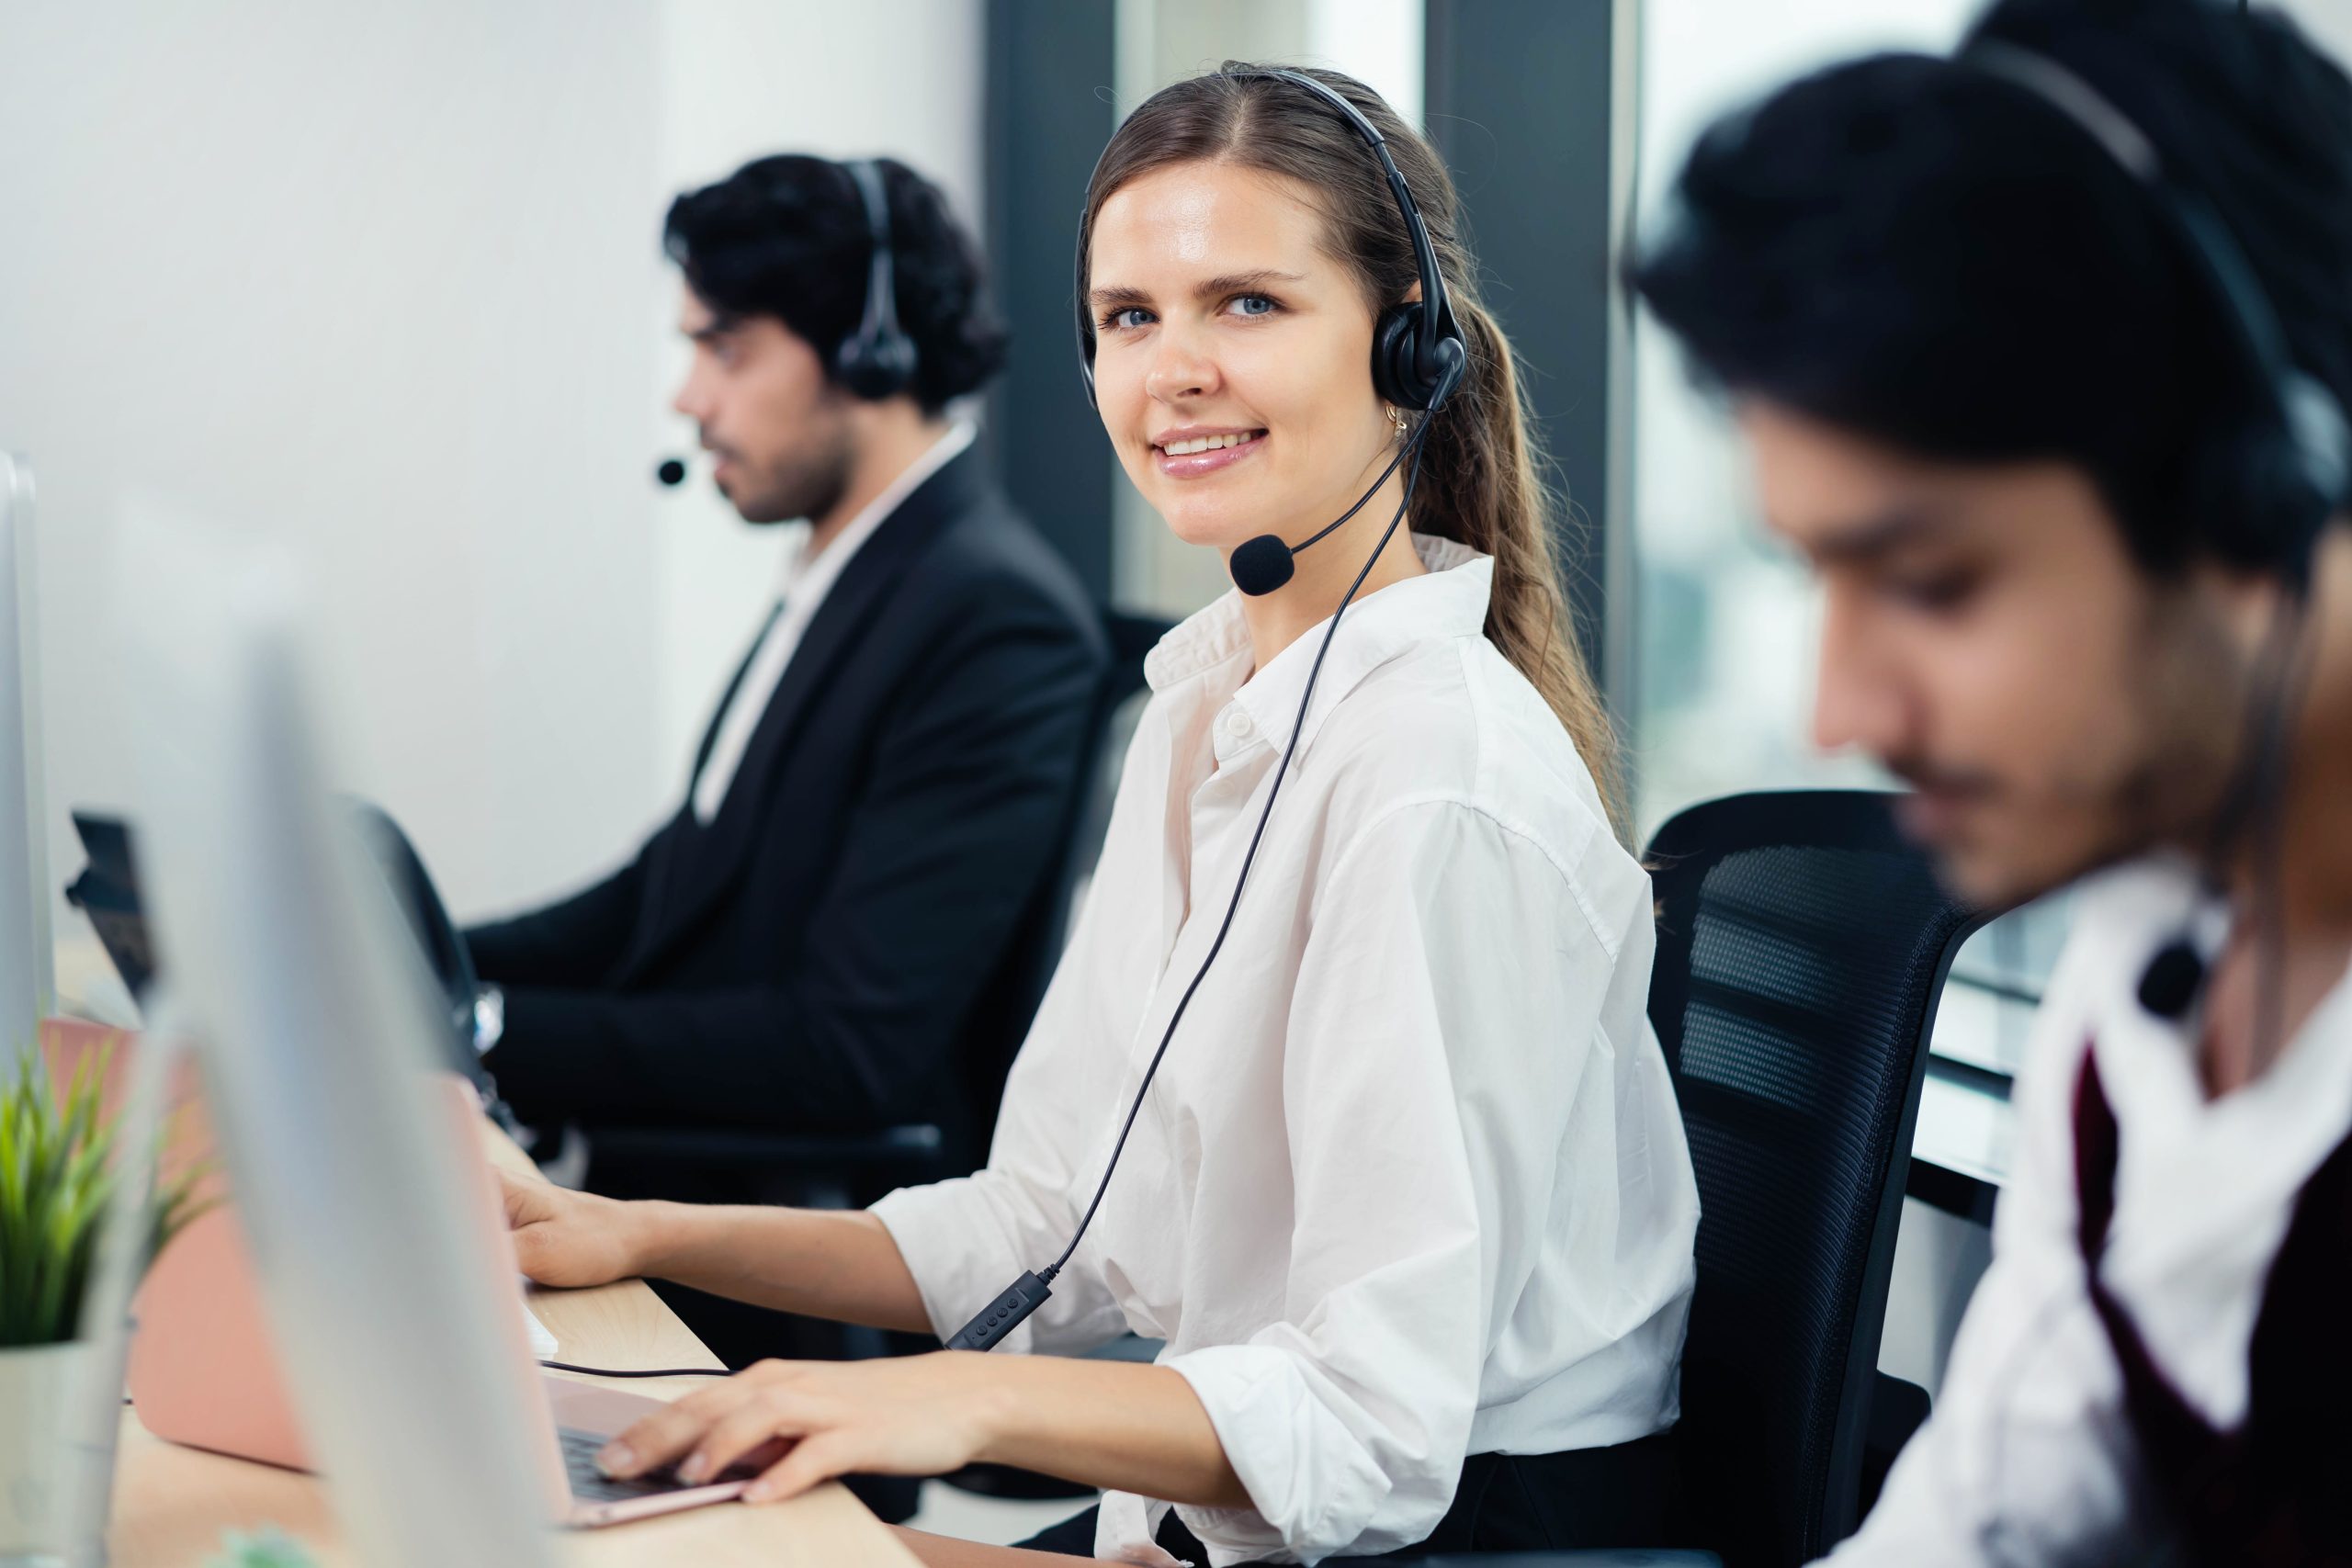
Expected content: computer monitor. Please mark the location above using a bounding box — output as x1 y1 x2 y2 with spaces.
0 451 52 1037
115 511 562 1568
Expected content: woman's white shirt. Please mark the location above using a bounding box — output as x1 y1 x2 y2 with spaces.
1828 858 2352 1565
872 535 1699 1566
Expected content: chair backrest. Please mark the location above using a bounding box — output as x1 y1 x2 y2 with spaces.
960 608 1169 1150
1645 791 1984 1568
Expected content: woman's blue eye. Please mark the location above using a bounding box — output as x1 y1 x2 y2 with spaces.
1102 307 1153 332
1228 294 1277 318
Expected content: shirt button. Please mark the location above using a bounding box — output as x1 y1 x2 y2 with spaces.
1223 708 1253 740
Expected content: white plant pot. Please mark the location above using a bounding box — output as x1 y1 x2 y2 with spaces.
0 1338 107 1568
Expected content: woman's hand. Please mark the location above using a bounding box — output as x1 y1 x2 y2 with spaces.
595 1353 1011 1503
499 1170 645 1289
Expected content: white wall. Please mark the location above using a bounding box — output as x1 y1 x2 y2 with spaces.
0 1 986 965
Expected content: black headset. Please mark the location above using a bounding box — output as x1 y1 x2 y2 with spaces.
833 158 921 401
1073 68 1469 421
1961 37 2350 1022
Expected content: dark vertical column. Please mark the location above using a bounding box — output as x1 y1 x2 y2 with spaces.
983 0 1120 601
1425 0 1637 713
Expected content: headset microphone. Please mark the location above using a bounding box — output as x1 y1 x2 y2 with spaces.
2137 939 2207 1021
1231 430 1425 596
655 457 688 488
1228 536 1295 597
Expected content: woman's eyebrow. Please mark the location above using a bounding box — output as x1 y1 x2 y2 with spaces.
1190 269 1306 299
1088 270 1308 314
1088 283 1153 314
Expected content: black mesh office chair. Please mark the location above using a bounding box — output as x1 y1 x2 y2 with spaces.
1649 791 1984 1566
1404 790 1984 1568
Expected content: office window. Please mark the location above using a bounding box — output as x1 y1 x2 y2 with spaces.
1630 0 2054 1081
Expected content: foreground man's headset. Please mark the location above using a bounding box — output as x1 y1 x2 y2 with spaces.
945 70 1462 1352
656 157 917 486
1960 38 2351 1025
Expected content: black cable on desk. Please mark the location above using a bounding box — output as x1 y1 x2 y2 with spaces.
538 1359 731 1380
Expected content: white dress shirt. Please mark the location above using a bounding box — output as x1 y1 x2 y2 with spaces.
1830 857 2352 1565
690 420 976 822
873 535 1700 1566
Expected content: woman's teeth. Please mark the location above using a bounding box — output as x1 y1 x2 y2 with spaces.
1160 431 1263 456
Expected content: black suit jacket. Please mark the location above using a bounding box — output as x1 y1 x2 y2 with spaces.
465 448 1106 1142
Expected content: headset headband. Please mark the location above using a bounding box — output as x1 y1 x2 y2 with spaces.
1250 68 1461 379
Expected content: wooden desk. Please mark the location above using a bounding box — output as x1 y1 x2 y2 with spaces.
104 1122 922 1567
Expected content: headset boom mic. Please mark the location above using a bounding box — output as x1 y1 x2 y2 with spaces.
655 457 687 487
2137 936 2207 1020
1230 535 1296 596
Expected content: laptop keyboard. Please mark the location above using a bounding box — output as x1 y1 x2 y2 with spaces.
558 1427 695 1503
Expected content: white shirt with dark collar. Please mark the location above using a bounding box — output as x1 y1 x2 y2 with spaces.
1831 857 2352 1565
873 534 1699 1566
690 420 976 823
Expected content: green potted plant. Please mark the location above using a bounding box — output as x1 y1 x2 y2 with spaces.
0 1043 204 1565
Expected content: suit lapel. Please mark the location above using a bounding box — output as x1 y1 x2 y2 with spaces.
617 448 989 980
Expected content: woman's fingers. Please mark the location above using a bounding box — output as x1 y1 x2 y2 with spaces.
676 1391 818 1484
600 1368 816 1478
745 1429 866 1504
599 1382 741 1477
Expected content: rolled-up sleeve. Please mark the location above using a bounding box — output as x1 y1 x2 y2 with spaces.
1163 798 1630 1563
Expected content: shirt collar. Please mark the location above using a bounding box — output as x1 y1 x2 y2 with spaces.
776 419 977 599
1145 533 1493 760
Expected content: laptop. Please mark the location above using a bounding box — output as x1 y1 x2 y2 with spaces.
110 510 746 1551
64 803 522 1133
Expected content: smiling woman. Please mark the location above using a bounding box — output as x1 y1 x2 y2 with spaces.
495 63 1699 1568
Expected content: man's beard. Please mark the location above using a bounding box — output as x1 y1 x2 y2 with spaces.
718 423 855 526
1886 590 2252 907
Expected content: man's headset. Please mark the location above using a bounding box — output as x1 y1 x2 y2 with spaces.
1959 39 2352 1023
1073 67 1468 595
655 157 917 486
941 69 1459 1353
833 158 921 401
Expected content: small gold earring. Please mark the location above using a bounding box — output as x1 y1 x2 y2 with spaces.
1386 404 1409 440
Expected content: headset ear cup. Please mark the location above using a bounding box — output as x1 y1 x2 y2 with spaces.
2177 413 2325 582
1373 303 1430 411
836 330 918 401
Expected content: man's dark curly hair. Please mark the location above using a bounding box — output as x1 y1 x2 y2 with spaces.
664 154 1008 415
1632 0 2352 580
